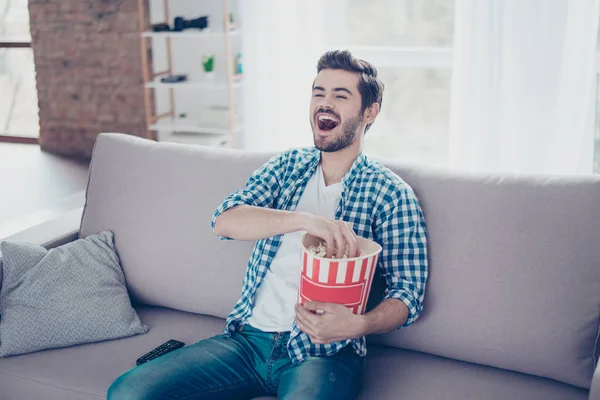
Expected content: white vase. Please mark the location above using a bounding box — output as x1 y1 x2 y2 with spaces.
204 71 216 82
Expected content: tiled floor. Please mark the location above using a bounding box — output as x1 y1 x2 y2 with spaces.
0 142 89 238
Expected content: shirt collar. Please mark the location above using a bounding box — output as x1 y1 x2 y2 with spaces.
342 152 368 187
305 148 368 187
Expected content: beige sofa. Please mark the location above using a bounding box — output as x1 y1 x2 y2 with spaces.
1 133 599 399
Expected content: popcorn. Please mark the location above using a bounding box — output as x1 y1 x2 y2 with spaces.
307 241 365 259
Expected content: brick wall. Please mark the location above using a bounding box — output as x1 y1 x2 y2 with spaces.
29 0 154 158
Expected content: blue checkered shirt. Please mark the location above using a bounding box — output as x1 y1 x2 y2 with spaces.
211 147 428 364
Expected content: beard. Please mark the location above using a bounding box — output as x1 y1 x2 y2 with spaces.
312 112 363 153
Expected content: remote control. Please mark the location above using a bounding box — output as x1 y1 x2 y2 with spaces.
160 74 188 83
136 339 185 366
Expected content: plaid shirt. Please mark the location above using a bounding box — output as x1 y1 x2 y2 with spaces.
211 147 428 364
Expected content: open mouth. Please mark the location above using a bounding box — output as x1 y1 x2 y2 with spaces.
316 113 340 132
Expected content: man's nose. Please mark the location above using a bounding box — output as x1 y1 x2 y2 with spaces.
318 99 335 111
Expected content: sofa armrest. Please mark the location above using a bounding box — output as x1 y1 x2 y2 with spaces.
0 207 83 291
1 207 83 249
590 361 600 400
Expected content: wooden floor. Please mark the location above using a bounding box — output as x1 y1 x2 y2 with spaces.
0 143 89 238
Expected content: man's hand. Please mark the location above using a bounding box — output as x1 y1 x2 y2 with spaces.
301 213 360 259
294 301 365 344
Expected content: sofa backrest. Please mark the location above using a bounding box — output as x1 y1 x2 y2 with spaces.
80 134 262 320
369 160 600 390
81 133 600 389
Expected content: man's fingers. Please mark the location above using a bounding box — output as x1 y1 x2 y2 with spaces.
295 315 312 334
346 222 360 257
304 301 337 314
313 219 359 258
333 230 346 259
296 318 314 336
295 304 319 325
325 234 334 258
303 300 325 312
340 222 359 258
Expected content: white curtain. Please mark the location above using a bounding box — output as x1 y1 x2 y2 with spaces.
239 0 329 151
449 0 600 174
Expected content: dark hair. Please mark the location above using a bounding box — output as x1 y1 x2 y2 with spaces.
316 50 384 132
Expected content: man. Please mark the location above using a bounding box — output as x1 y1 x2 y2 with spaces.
108 50 427 400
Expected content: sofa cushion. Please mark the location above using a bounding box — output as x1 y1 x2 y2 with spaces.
0 305 586 400
370 164 600 389
359 345 588 400
80 133 261 319
257 346 588 400
0 231 147 357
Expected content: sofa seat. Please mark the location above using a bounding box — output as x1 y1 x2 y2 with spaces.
0 306 588 400
361 344 587 400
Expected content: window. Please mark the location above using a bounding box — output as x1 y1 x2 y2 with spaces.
330 0 454 167
0 0 39 142
332 0 600 173
342 0 453 48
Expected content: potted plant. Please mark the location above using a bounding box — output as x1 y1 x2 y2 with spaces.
202 54 215 82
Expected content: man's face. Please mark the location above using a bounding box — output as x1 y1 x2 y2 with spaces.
310 69 364 153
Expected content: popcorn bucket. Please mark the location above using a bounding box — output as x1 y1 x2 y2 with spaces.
298 233 382 315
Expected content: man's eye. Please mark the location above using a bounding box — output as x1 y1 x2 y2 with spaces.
314 94 324 97
336 95 347 99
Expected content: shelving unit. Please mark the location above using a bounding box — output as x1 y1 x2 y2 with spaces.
137 0 242 148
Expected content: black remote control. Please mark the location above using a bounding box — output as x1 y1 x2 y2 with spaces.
160 74 188 83
136 339 185 366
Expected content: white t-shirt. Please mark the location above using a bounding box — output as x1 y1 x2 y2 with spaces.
247 164 343 332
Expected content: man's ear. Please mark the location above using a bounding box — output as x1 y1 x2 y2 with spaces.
363 103 380 125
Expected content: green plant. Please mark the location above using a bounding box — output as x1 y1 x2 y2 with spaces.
202 55 214 72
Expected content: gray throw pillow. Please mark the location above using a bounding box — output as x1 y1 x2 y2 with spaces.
0 231 148 357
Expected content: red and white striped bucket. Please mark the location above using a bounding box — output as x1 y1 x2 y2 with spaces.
298 233 382 315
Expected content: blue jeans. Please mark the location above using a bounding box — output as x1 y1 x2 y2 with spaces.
107 324 364 400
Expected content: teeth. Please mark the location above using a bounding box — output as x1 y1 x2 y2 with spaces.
318 115 337 122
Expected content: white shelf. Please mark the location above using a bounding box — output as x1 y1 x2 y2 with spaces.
157 131 230 147
146 79 243 90
149 122 243 135
0 36 31 44
142 29 241 39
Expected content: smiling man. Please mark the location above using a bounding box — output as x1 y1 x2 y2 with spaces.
108 50 428 400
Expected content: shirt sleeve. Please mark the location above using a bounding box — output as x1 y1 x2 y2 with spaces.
211 152 287 240
374 186 428 328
